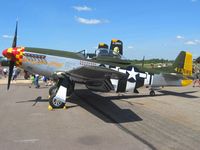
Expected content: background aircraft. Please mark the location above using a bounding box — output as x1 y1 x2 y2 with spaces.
2 22 193 108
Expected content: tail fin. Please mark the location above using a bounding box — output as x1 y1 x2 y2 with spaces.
110 39 123 55
173 51 193 76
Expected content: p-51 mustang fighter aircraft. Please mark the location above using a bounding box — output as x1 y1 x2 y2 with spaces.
2 22 193 108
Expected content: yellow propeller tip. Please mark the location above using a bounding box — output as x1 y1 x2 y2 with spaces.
63 106 67 110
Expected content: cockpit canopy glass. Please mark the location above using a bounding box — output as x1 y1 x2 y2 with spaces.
95 48 121 58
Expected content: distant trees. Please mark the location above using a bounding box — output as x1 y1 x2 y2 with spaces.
130 58 174 65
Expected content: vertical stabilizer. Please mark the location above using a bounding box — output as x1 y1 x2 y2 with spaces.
173 51 193 76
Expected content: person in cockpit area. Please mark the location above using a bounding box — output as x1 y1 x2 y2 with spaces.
113 47 120 56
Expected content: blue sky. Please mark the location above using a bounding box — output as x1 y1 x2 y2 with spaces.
0 0 199 59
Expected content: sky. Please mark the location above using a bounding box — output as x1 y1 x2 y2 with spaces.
0 0 200 60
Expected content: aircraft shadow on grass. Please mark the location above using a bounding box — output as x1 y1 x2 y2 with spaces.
16 89 199 123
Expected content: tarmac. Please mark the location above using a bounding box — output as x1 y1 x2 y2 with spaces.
0 77 200 150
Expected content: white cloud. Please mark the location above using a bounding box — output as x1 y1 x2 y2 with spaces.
176 35 184 39
93 46 98 49
75 16 108 25
73 6 92 11
176 35 200 45
76 17 100 24
127 46 134 49
2 35 13 39
184 40 197 45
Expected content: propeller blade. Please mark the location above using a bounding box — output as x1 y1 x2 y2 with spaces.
7 21 18 90
7 61 15 90
12 21 18 48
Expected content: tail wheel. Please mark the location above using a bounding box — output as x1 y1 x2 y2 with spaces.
150 90 155 96
49 94 65 109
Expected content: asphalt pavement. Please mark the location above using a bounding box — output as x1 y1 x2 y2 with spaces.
0 79 200 150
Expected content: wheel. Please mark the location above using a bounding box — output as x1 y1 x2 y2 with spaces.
49 94 65 109
150 90 155 96
99 64 106 67
49 85 58 96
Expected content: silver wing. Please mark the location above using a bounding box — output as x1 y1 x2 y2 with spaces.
69 66 126 82
68 66 128 92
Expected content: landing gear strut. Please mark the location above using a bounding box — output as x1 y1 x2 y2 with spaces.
48 75 75 109
49 85 58 96
149 90 155 96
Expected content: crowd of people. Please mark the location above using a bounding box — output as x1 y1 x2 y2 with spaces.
0 66 21 79
193 64 200 87
0 66 53 89
29 74 53 88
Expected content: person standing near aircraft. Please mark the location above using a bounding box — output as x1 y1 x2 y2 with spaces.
3 68 7 78
29 74 35 88
42 76 48 86
12 66 18 81
34 74 40 88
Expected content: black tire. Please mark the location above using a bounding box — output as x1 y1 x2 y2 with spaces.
49 85 58 96
49 94 65 109
150 90 155 96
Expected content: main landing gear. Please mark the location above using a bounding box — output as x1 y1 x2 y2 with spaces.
48 74 75 109
49 94 65 109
